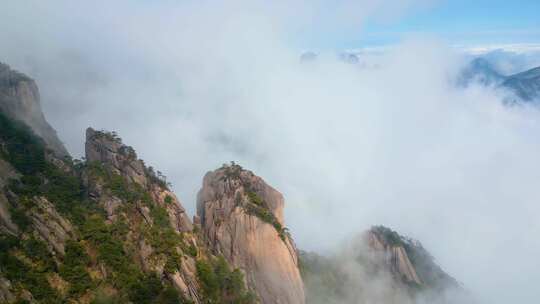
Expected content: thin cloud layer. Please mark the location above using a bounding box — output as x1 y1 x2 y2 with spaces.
1 1 539 303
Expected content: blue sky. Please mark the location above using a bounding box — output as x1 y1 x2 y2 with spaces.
334 0 540 49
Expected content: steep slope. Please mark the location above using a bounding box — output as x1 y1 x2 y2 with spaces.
300 226 465 304
501 66 540 101
460 57 540 103
83 127 202 301
459 58 505 87
0 113 255 302
365 226 459 292
0 63 67 156
197 163 305 304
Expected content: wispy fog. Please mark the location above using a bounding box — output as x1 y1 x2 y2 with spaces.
1 1 539 303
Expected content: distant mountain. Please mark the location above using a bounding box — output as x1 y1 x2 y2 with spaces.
299 51 360 64
459 58 505 86
338 52 360 64
461 58 540 103
501 66 540 101
300 226 471 304
0 63 68 156
300 51 318 63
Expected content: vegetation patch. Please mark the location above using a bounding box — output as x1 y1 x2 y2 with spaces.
59 240 93 296
371 226 405 247
0 234 60 303
244 191 288 241
196 256 256 304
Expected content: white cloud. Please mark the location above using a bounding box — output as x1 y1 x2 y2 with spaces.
1 1 539 303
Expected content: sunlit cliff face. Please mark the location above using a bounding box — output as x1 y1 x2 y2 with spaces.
1 1 540 303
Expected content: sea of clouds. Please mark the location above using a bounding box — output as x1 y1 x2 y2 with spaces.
1 1 540 303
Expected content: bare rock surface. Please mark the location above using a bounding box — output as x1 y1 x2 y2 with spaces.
0 159 19 234
365 226 460 291
197 163 305 304
0 63 67 156
28 197 74 255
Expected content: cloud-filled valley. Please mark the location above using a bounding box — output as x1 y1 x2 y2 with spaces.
1 1 540 303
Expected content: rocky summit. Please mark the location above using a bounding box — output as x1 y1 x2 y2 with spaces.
197 164 305 304
0 63 67 157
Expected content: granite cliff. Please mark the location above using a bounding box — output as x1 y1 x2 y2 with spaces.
299 226 466 304
197 164 305 304
0 63 67 157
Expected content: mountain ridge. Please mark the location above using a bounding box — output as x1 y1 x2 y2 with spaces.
0 63 467 304
461 57 540 102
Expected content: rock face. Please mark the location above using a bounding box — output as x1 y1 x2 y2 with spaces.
502 66 540 102
0 63 259 303
300 226 466 304
460 58 540 103
28 196 75 255
365 226 459 291
84 128 202 300
84 127 193 232
0 63 67 156
366 227 423 286
197 163 305 304
0 159 19 235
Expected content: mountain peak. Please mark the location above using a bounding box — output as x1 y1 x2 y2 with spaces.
197 162 305 304
0 62 68 157
366 225 460 291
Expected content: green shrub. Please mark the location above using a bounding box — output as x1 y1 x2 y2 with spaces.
21 237 56 272
0 234 59 303
0 111 47 175
90 291 123 304
9 206 31 232
246 191 264 206
243 196 287 241
156 286 183 304
82 215 111 244
196 256 256 304
186 244 198 257
372 226 404 246
59 240 93 295
196 259 219 301
128 274 163 304
151 205 170 229
164 251 183 274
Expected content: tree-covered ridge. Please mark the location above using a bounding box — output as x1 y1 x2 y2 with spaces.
86 129 170 190
0 111 254 303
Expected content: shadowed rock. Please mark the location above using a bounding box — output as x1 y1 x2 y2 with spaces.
0 63 67 156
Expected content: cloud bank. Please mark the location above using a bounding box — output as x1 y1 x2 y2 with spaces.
1 1 539 303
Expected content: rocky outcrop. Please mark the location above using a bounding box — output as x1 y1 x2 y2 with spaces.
0 277 15 303
27 197 75 255
0 63 67 156
366 227 423 286
83 128 201 301
0 159 19 234
0 63 259 303
85 127 192 232
365 226 459 291
197 163 305 304
300 226 465 304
